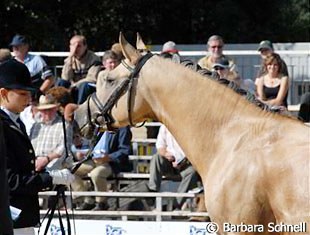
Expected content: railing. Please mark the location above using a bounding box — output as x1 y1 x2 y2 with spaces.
39 191 208 221
35 49 309 105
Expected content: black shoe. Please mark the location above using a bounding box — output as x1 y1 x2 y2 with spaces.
145 184 157 207
92 202 109 211
77 202 95 210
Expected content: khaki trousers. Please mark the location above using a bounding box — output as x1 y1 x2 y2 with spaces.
71 160 112 204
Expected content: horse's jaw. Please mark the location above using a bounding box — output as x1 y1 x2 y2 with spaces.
74 102 97 138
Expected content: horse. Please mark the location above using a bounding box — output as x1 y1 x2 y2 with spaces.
75 33 310 235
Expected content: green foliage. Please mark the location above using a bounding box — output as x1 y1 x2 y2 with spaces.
0 0 308 50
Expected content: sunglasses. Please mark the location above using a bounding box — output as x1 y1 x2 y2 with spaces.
211 45 223 49
214 66 225 71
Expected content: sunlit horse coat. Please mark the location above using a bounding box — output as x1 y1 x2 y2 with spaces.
75 33 310 235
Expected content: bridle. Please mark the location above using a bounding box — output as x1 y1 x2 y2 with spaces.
86 52 154 131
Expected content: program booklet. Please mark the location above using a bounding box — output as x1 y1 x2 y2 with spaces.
10 206 21 221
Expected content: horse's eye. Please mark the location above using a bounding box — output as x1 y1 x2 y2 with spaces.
105 77 115 85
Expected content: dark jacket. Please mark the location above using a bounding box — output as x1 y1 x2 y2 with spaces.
0 110 54 228
0 118 13 235
105 126 133 174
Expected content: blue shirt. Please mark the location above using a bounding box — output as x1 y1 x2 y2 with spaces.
23 53 52 79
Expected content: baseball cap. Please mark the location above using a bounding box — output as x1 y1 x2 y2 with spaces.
257 40 273 51
161 41 178 53
213 58 229 69
0 59 36 91
9 34 29 47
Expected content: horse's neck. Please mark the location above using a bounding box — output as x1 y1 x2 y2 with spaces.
142 59 269 174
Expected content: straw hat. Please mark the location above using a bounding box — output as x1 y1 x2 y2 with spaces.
36 94 59 110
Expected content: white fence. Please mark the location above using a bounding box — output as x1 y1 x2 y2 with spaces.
33 46 310 104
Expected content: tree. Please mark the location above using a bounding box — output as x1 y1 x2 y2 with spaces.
0 0 308 51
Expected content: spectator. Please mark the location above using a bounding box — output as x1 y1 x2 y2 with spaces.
256 40 288 79
297 92 310 122
212 57 230 80
72 126 133 210
9 34 54 93
102 50 120 71
146 125 199 210
46 86 74 117
198 35 240 85
19 93 40 136
96 50 121 88
160 41 181 63
256 53 289 108
58 35 102 104
21 87 73 136
0 48 12 64
30 94 73 172
213 58 256 93
0 59 74 234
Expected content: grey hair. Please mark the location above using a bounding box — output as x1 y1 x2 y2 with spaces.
207 35 224 46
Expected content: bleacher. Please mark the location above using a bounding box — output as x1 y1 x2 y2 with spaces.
39 122 211 222
34 48 308 233
38 109 307 223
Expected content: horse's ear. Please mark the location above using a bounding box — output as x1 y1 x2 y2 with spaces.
119 32 140 64
136 32 147 50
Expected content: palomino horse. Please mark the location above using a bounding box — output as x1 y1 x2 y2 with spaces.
75 33 309 235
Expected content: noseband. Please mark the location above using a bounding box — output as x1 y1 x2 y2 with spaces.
86 52 154 131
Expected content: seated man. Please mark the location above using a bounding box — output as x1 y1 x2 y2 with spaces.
57 35 101 104
9 34 54 93
160 41 181 63
29 94 73 172
198 35 240 85
147 124 199 210
72 126 133 210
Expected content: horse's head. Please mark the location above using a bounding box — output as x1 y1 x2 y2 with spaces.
75 33 155 136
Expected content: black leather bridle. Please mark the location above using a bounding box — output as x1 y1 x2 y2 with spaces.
86 52 154 131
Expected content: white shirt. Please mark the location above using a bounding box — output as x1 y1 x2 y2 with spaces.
156 125 185 164
20 106 36 136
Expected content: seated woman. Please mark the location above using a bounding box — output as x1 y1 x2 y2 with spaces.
256 53 289 108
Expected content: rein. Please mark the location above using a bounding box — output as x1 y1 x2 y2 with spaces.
87 53 154 131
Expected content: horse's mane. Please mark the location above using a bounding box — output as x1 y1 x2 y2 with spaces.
179 59 274 112
153 56 298 124
176 58 300 124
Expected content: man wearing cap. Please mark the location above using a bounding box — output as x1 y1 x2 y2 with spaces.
212 57 230 80
30 94 73 172
160 41 181 63
9 34 54 94
213 58 256 93
0 59 74 234
198 35 239 83
256 40 288 78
